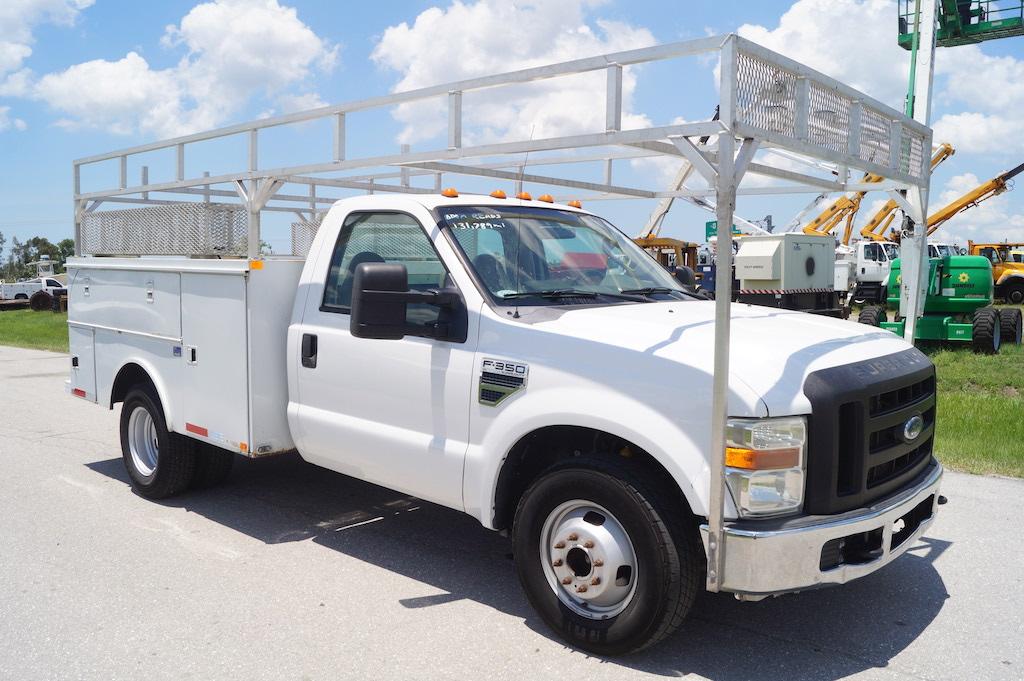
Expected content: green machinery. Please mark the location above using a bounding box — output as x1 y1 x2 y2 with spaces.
898 0 1024 48
858 255 1023 353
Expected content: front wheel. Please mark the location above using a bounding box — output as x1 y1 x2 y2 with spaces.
513 459 701 655
120 386 196 499
1004 280 1024 305
858 305 885 327
972 307 1001 354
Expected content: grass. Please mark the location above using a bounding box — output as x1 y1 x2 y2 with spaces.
923 311 1024 478
0 310 69 352
0 305 1020 476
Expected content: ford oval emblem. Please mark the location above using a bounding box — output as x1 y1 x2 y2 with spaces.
902 415 924 443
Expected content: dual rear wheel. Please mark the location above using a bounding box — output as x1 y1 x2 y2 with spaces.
119 385 234 499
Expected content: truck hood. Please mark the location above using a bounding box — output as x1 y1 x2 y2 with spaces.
511 300 913 415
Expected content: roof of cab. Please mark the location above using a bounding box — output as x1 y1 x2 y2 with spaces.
329 192 587 213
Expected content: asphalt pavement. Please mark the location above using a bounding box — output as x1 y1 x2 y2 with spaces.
0 344 1021 681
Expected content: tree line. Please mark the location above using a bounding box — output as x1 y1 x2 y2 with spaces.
0 232 75 281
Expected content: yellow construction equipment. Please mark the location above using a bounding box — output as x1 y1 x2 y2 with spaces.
860 144 955 242
862 158 1024 242
803 144 954 245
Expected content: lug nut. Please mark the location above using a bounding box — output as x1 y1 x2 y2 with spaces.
562 577 572 585
583 540 594 548
552 559 563 567
576 585 588 593
554 541 565 549
593 559 604 567
567 533 578 541
591 577 601 586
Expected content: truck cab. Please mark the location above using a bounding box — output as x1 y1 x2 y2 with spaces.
969 241 1024 304
849 240 900 303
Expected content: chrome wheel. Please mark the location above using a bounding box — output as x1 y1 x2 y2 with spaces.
127 405 159 479
539 500 638 620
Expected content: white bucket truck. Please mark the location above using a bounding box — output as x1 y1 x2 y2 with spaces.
65 35 943 655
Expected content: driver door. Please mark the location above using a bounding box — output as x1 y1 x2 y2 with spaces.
293 210 476 509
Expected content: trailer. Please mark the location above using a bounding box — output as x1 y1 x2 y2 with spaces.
67 34 942 655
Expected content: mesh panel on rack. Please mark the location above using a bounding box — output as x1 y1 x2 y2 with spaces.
806 82 851 155
735 51 797 137
858 107 892 169
81 204 248 256
902 130 926 177
290 218 323 257
733 48 926 180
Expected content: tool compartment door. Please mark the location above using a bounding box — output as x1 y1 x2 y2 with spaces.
68 325 97 402
180 272 250 452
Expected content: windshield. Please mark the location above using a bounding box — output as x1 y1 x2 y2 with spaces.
881 243 900 260
441 205 687 305
930 244 955 258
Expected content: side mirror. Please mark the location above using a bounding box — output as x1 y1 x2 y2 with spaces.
350 262 466 341
673 265 696 288
350 262 408 340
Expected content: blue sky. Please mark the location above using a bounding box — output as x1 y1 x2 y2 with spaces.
2 0 1023 253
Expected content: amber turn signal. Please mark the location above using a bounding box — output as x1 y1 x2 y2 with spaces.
725 446 800 470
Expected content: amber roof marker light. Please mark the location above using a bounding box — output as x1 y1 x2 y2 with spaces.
441 187 459 197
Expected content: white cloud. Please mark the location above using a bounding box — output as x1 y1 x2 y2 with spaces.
0 105 27 131
370 0 656 145
0 0 93 77
0 0 92 129
32 0 337 137
932 111 1024 155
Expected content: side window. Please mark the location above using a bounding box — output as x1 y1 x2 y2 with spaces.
46 279 62 288
980 247 998 264
864 244 880 261
321 212 449 327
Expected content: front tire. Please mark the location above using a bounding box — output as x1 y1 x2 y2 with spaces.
858 305 885 327
513 459 701 655
119 386 196 499
972 307 1001 354
1003 280 1024 305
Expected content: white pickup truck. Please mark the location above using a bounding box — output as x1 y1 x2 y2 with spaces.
67 193 943 654
0 276 65 301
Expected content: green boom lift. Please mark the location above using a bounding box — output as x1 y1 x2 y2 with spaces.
857 1 1024 353
858 256 1023 353
898 0 1024 48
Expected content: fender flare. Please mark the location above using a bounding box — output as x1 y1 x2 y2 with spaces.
108 358 178 432
995 271 1024 287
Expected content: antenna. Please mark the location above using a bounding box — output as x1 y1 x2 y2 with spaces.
511 125 536 319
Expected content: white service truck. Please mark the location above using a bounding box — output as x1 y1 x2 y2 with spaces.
67 193 943 654
0 276 65 300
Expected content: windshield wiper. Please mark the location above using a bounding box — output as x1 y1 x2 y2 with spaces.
502 289 599 299
619 287 677 296
502 288 651 302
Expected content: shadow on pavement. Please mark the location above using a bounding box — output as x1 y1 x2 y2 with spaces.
87 452 951 679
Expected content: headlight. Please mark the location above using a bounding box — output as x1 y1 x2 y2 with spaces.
724 416 806 518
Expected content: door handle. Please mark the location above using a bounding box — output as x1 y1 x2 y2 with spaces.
301 333 318 368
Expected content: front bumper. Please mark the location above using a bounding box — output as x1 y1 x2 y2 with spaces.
700 462 942 597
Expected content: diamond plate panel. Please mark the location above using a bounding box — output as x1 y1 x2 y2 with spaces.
81 204 248 256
